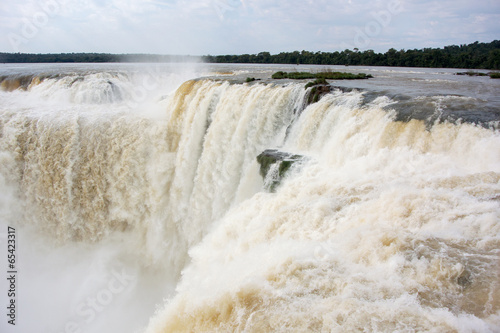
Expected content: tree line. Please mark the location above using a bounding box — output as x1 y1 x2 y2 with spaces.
204 40 500 69
1 40 499 69
0 53 201 63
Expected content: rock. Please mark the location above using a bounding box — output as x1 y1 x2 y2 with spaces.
256 149 304 191
307 84 331 104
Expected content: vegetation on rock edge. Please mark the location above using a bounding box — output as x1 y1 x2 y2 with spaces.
272 71 372 80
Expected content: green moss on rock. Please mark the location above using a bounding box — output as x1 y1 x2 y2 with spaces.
272 71 373 80
256 149 303 192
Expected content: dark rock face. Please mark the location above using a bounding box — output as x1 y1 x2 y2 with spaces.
307 84 331 105
256 149 304 191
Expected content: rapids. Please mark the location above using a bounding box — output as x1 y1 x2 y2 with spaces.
0 64 499 332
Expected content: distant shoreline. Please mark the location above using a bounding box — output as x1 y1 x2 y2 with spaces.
1 40 499 69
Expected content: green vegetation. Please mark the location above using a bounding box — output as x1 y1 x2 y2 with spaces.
456 71 488 76
204 40 500 70
0 53 201 63
305 78 327 89
245 77 256 82
272 71 372 81
308 87 320 104
1 40 499 69
456 71 500 78
317 71 373 79
299 77 331 104
272 71 315 79
256 150 303 192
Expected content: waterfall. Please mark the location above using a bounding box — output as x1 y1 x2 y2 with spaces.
147 85 500 333
1 78 308 271
0 70 498 332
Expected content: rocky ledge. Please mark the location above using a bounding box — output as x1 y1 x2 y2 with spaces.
256 149 304 192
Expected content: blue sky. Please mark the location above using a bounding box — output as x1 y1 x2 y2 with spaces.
1 0 499 54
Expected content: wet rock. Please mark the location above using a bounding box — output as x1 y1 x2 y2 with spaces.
256 149 304 191
307 84 331 104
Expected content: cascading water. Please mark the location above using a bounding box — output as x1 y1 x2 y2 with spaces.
0 64 499 333
145 86 500 333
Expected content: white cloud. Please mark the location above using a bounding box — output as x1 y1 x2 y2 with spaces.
0 0 498 54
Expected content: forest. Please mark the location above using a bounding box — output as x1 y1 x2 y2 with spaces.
0 53 200 63
1 40 499 69
204 40 500 69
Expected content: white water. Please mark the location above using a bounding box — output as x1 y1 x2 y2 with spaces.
0 65 499 332
146 87 500 333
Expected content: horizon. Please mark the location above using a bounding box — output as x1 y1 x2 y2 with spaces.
0 39 497 57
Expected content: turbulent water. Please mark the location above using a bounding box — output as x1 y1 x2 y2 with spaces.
0 63 499 333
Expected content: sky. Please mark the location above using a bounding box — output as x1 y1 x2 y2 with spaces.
0 0 499 55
